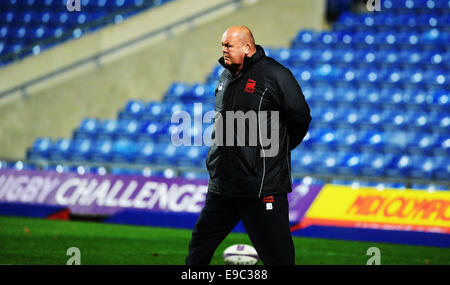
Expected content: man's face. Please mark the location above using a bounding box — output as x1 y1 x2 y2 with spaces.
221 30 245 67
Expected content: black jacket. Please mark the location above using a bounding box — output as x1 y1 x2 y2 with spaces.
206 45 311 197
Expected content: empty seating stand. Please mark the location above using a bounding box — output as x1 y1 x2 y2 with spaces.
12 0 450 187
0 0 173 66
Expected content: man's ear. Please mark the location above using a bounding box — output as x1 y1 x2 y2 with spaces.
244 43 250 55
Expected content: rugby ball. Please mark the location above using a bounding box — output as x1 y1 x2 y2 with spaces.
223 244 259 265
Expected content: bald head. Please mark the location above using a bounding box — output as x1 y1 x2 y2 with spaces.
223 26 255 47
221 26 257 74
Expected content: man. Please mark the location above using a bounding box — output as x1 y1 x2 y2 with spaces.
186 26 311 265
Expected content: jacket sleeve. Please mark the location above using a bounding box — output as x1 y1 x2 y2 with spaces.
273 66 312 150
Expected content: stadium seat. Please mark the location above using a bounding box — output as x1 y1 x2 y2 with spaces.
141 101 168 121
89 139 113 163
96 119 119 140
433 136 450 156
335 129 362 151
386 154 414 178
291 150 317 173
111 138 136 163
311 151 346 175
150 142 178 166
410 155 443 179
360 131 386 152
173 145 208 168
27 137 53 160
335 152 363 176
73 118 101 139
133 141 156 164
138 121 169 142
432 158 450 180
48 138 72 161
69 138 93 162
407 132 439 155
118 100 147 120
115 119 140 140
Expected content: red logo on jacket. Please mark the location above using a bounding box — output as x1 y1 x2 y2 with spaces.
244 78 256 93
262 196 274 203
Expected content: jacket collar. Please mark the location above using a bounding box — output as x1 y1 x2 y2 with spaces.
218 45 265 74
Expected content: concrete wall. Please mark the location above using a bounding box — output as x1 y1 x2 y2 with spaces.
0 0 325 159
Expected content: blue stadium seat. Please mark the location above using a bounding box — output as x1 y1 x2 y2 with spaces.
429 90 449 110
407 132 439 154
111 138 136 163
164 82 189 102
151 142 178 166
437 112 449 131
138 120 168 142
96 119 119 140
359 130 385 151
433 136 450 156
314 129 338 150
314 107 345 128
335 152 363 176
73 118 101 139
115 119 140 140
89 139 113 163
141 101 168 121
133 141 156 164
334 87 357 105
69 138 93 162
175 146 208 168
433 158 450 180
312 151 347 175
291 150 317 173
360 153 394 177
403 89 431 110
382 110 412 130
27 137 53 160
48 138 71 161
335 129 361 151
118 100 147 120
409 111 434 131
410 155 443 179
157 123 182 144
293 30 319 48
386 154 414 178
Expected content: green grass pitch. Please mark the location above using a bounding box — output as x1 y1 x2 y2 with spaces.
0 216 448 265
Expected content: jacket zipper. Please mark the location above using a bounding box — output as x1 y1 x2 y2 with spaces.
258 88 268 198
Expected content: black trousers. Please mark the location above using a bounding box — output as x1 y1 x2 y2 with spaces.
186 191 295 265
